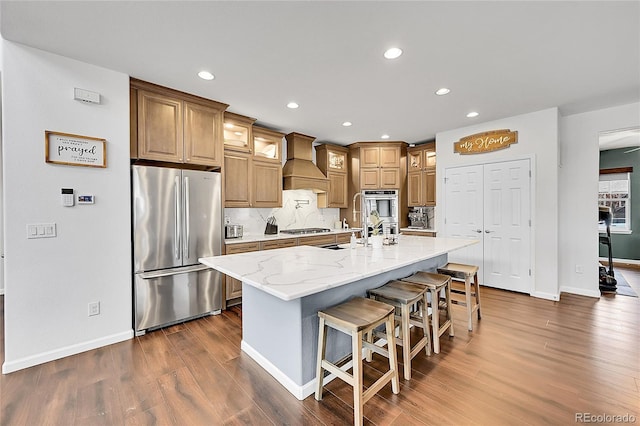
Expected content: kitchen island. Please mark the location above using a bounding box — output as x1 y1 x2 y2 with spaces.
199 235 476 399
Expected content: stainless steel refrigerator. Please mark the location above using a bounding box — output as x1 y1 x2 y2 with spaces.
132 165 222 335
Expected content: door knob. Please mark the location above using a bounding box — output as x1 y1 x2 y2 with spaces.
485 230 493 233
474 229 482 233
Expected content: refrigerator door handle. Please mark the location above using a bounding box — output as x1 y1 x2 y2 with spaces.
184 176 190 259
174 176 181 260
138 264 211 279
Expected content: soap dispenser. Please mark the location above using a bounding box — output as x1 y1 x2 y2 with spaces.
350 232 357 249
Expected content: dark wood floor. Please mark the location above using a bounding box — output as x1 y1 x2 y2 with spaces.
1 269 639 425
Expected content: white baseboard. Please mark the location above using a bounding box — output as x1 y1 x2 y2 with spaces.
241 340 353 401
599 257 640 266
559 286 601 298
530 291 560 301
2 329 133 374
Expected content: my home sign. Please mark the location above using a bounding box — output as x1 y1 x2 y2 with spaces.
454 129 518 154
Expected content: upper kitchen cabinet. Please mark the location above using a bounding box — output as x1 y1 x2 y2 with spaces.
224 123 284 208
252 127 283 163
344 141 408 228
223 112 256 153
349 143 403 190
131 79 228 167
316 144 348 208
407 142 436 207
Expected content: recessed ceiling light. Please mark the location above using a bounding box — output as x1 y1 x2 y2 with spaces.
466 111 479 118
435 88 450 96
381 134 390 139
342 121 352 127
287 102 299 109
197 71 214 81
383 47 403 59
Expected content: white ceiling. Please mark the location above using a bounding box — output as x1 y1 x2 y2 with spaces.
1 1 639 146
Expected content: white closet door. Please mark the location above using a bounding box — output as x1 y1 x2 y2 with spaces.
444 159 531 293
444 164 485 283
483 159 531 292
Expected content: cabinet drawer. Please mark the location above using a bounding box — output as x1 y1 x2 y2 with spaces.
299 234 337 247
225 241 260 254
261 238 297 250
336 233 351 244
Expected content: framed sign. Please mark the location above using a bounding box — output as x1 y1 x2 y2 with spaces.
454 129 518 155
45 131 106 168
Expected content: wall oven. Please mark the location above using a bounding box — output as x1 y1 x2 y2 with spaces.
362 189 399 236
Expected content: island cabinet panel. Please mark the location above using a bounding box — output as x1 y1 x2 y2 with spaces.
131 79 228 167
224 153 252 207
137 90 183 162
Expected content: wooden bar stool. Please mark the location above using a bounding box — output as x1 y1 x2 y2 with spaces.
315 297 400 426
367 280 431 380
400 271 454 354
437 263 482 331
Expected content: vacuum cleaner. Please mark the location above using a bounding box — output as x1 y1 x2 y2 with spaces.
598 205 617 293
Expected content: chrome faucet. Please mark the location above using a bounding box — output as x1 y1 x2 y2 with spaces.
352 191 368 247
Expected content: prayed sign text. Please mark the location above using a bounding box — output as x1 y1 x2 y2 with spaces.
454 129 518 154
45 131 106 168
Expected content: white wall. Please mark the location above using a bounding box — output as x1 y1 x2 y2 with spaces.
1 41 132 373
436 108 559 299
558 102 640 297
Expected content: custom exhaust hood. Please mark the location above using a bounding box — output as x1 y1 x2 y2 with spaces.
283 132 329 193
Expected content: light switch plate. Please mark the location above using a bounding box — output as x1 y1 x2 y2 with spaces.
27 223 57 239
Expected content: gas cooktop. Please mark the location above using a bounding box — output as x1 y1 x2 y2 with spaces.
280 228 332 235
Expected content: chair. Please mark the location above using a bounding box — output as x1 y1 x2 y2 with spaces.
437 263 482 331
400 271 454 354
315 297 400 426
367 280 431 380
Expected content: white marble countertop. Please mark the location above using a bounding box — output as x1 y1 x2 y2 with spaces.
225 228 361 244
400 227 437 233
201 235 476 301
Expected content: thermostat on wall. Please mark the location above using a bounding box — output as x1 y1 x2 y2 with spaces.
78 195 95 204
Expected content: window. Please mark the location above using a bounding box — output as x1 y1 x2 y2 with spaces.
599 172 631 232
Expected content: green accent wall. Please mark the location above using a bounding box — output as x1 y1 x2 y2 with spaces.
599 147 640 260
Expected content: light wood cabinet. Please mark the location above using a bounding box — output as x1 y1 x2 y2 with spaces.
184 101 225 166
407 142 436 207
261 239 297 250
223 112 254 153
345 141 408 229
137 90 183 162
224 153 252 207
223 122 284 208
252 127 282 163
316 144 348 208
131 79 227 167
298 234 337 247
224 241 260 305
253 161 282 207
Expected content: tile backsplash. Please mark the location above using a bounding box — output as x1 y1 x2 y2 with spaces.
225 190 342 236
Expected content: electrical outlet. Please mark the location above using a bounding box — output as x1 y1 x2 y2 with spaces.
88 302 100 316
